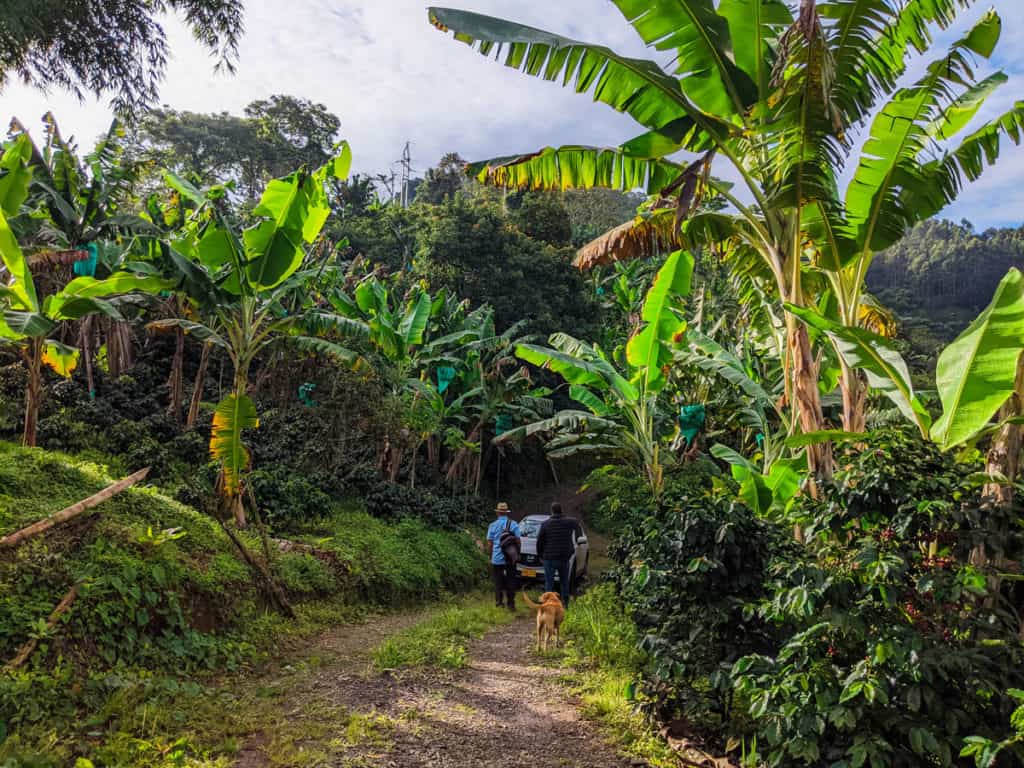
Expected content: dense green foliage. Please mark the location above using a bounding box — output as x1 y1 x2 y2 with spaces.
603 430 1024 766
0 442 486 762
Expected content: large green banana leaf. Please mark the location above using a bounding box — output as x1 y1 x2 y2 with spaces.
683 329 774 408
494 409 620 445
0 208 37 313
626 249 693 392
611 0 757 120
568 384 614 417
427 7 730 143
2 310 56 338
243 144 351 291
932 269 1024 450
912 101 1024 223
825 0 969 127
845 10 1002 253
146 319 229 349
0 134 33 217
515 343 610 389
718 0 792 99
400 292 432 347
468 145 685 194
211 394 259 497
287 336 364 369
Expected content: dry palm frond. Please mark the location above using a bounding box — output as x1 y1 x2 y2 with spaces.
27 249 89 269
858 294 898 338
574 210 680 270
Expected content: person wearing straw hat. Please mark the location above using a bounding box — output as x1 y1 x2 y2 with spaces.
486 502 521 611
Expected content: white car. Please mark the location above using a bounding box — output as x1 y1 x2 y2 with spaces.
515 514 590 590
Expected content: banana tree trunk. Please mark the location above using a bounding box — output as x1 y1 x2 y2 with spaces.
840 361 867 434
409 439 421 488
227 364 250 528
186 342 212 429
788 320 833 481
106 320 133 378
22 338 42 448
982 354 1024 507
80 316 95 400
167 327 185 423
973 355 1024 568
427 435 440 479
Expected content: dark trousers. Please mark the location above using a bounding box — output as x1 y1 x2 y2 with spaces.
543 559 572 608
491 562 517 608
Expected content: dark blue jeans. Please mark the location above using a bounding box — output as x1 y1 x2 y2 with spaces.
543 559 572 608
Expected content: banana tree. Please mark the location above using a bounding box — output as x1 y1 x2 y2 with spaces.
0 135 170 446
326 276 484 481
498 250 693 495
13 114 151 383
805 8 1022 433
427 1 1024 479
444 311 551 493
148 144 357 527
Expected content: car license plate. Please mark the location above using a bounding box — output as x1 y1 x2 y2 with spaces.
521 568 536 578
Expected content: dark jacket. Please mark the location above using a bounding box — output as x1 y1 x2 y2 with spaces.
537 514 581 562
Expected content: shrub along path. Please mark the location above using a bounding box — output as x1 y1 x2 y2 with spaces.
234 605 636 768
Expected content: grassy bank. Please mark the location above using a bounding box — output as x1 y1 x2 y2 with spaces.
560 584 679 768
0 442 488 766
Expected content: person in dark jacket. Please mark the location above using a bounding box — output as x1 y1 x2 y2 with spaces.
536 502 581 608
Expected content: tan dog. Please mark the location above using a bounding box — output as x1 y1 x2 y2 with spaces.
522 590 565 651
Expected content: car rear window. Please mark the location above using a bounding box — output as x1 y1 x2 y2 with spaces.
518 518 543 537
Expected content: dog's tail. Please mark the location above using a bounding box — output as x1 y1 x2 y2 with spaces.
521 590 542 610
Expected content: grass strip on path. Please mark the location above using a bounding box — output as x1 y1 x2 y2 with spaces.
372 596 517 671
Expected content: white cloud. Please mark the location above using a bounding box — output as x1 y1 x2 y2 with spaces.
2 0 1022 227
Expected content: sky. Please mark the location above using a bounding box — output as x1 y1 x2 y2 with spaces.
4 0 1023 228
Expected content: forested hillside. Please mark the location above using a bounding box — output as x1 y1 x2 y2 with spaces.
868 219 1024 373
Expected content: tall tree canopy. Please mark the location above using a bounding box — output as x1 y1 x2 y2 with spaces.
0 0 244 113
131 96 341 199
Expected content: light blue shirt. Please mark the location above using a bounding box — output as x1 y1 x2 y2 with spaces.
487 516 520 565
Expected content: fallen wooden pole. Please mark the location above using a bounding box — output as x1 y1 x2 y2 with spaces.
4 583 79 671
0 467 150 549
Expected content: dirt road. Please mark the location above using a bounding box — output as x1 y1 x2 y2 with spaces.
234 608 638 768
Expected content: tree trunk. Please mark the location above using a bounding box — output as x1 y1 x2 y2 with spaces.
974 355 1024 567
789 321 833 481
80 316 95 399
22 338 42 448
0 467 150 548
409 440 421 488
840 361 867 434
982 354 1024 508
107 320 133 378
225 365 250 528
427 435 440 479
167 327 185 423
186 342 212 429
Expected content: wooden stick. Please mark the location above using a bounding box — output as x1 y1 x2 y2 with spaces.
0 467 150 549
4 583 79 670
